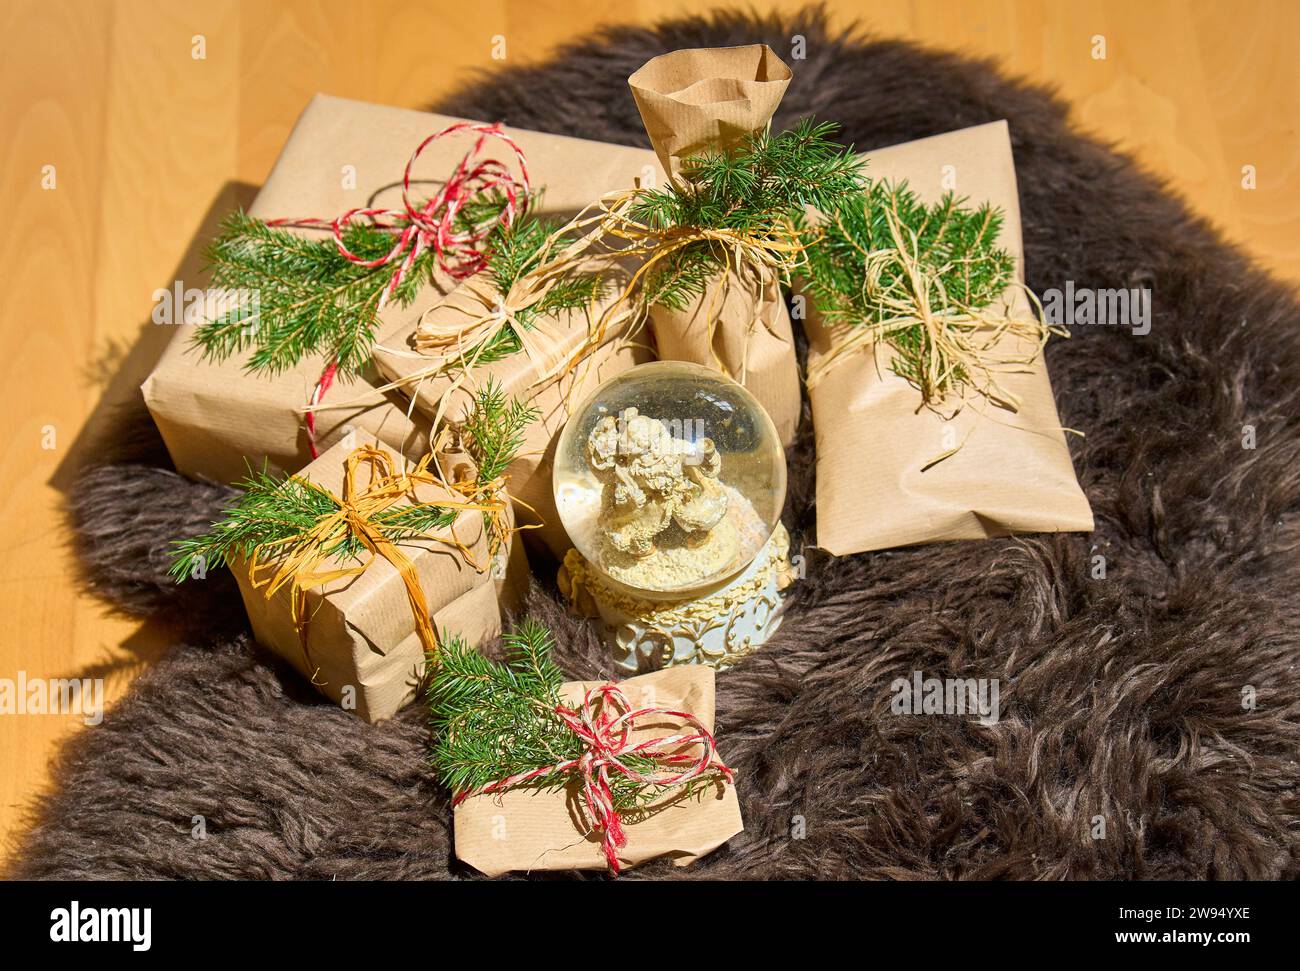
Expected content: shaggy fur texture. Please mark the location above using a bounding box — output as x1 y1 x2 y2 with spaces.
10 7 1300 880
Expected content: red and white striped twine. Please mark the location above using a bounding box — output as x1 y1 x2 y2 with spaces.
269 121 531 458
454 682 735 875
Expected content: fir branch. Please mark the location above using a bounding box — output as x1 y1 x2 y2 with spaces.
193 211 442 377
460 378 539 484
169 383 535 582
466 210 606 368
427 621 721 813
192 192 518 377
630 118 863 230
639 246 719 313
169 469 345 582
167 465 458 583
193 190 604 377
801 180 1018 398
627 117 865 307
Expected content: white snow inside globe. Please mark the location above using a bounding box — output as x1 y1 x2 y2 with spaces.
554 361 786 599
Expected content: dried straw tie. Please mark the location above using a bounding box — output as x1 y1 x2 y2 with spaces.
324 187 810 442
352 220 635 445
411 249 587 387
806 200 1062 414
556 189 814 383
246 445 509 681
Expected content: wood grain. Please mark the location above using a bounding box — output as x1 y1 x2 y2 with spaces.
1 0 1296 863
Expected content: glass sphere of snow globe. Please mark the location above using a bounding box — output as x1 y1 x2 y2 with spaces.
554 360 786 599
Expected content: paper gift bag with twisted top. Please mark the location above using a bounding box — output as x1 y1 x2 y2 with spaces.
627 45 802 446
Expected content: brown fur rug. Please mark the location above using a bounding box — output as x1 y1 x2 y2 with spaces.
10 7 1300 880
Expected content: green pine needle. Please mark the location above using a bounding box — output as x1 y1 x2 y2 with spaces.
459 211 606 369
193 210 443 377
169 382 534 583
461 379 539 484
427 621 724 814
191 192 602 377
801 180 1017 396
628 117 866 309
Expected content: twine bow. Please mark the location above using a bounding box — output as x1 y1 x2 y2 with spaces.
267 121 531 458
247 445 510 679
360 216 638 447
411 255 584 386
338 184 799 447
269 121 531 298
454 682 733 875
551 190 813 383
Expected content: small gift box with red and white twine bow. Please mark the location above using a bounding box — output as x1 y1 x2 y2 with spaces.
452 664 743 876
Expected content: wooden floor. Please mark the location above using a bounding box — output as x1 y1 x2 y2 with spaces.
1 0 1297 864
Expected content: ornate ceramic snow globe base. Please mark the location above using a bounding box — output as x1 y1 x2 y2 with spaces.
554 361 793 674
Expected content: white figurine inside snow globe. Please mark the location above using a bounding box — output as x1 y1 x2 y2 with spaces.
555 361 793 673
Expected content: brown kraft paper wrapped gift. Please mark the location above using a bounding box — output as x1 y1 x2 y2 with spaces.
232 438 502 723
628 45 802 446
143 93 663 484
370 266 651 559
454 665 743 876
803 121 1094 555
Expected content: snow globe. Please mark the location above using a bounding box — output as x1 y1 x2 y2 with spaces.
555 361 793 674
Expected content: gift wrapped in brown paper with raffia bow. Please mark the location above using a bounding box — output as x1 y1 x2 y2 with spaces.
626 44 802 446
370 258 651 559
801 121 1093 555
142 93 662 485
198 437 510 724
447 662 743 876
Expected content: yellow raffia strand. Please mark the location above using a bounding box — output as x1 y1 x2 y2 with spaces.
806 194 1067 416
368 187 817 397
247 445 512 681
314 187 815 457
327 205 638 450
550 188 818 383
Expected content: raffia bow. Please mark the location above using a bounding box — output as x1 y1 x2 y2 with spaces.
806 200 1063 414
412 260 582 387
247 445 510 679
550 189 815 383
358 218 638 448
452 682 734 875
331 185 810 442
